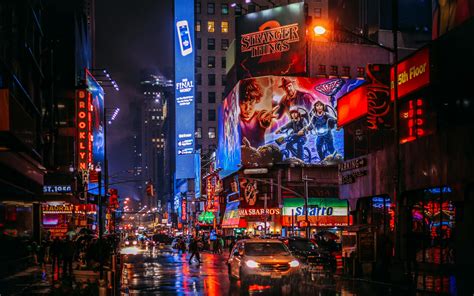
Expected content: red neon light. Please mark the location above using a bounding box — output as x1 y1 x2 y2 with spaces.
337 86 368 127
391 48 430 100
77 90 92 170
400 97 425 144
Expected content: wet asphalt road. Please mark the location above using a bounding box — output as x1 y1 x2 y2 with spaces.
120 246 417 296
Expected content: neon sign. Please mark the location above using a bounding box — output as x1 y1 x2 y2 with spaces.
400 98 425 144
76 89 92 171
391 48 430 99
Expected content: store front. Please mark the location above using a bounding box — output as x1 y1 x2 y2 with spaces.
42 202 75 238
281 198 349 238
0 202 34 238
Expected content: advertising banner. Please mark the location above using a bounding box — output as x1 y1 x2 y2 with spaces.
174 0 196 179
282 198 349 227
85 69 105 195
217 76 364 171
236 3 306 80
222 202 240 228
391 48 430 100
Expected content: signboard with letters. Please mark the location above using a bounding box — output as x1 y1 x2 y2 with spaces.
391 48 430 100
282 198 349 227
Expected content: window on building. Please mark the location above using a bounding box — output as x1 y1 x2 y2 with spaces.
197 38 201 50
314 8 322 18
208 127 216 138
330 65 338 75
208 109 216 121
207 3 215 14
208 56 215 68
221 56 226 69
196 127 202 138
222 74 227 86
221 39 229 50
196 56 201 67
195 2 201 14
197 74 202 85
235 5 242 15
260 5 269 10
221 21 229 33
208 92 216 103
248 4 256 12
221 3 229 15
342 66 351 77
357 66 365 78
208 38 215 50
208 74 216 86
318 64 326 75
197 91 202 103
196 20 201 32
207 21 215 32
196 109 202 121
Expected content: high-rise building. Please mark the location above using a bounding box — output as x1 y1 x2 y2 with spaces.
139 69 173 208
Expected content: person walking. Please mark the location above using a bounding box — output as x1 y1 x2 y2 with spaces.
218 236 224 255
62 236 75 277
188 237 201 264
50 237 62 280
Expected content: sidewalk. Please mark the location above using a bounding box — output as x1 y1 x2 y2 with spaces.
0 265 51 296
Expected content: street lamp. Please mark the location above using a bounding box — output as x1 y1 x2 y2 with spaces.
95 163 104 279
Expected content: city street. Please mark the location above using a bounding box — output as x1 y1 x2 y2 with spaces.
120 247 414 296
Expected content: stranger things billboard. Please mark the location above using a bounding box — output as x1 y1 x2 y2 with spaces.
236 2 306 80
217 76 364 173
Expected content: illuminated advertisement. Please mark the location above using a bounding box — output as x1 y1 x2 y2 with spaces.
174 0 195 179
76 89 92 172
282 198 349 227
236 3 306 80
86 69 105 195
391 48 430 100
217 76 364 169
222 201 240 228
432 0 474 39
337 85 368 127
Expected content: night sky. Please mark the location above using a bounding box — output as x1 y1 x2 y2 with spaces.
95 0 173 199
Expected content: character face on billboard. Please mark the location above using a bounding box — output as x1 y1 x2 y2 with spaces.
314 101 325 114
282 80 296 98
290 110 301 122
239 79 263 120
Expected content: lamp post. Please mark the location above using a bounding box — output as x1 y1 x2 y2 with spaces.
96 163 104 279
302 176 313 239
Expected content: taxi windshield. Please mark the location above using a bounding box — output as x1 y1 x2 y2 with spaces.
245 242 290 256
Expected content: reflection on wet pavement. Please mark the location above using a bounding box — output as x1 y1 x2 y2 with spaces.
121 247 420 295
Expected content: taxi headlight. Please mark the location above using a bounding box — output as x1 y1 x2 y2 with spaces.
245 260 259 268
289 260 300 267
132 241 137 245
125 241 130 245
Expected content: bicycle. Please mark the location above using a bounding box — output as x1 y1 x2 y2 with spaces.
275 134 312 163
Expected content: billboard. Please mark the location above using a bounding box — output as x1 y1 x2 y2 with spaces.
236 2 306 80
217 76 364 170
85 70 105 195
174 0 195 179
432 0 474 39
76 89 92 173
282 198 349 227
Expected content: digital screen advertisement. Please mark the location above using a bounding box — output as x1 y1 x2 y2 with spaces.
282 198 349 227
236 2 306 80
174 0 196 179
86 69 105 195
217 76 364 172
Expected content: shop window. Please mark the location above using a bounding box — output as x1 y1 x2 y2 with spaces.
408 187 456 293
221 21 229 33
207 21 215 33
357 196 395 233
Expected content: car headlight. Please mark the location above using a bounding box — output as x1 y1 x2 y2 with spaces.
125 241 130 245
289 260 300 267
133 241 137 245
245 260 259 268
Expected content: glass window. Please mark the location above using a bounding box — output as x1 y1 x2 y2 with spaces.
196 127 202 138
196 20 201 32
195 2 201 14
221 39 229 50
221 21 229 33
208 74 215 86
196 74 202 85
208 92 216 104
221 3 229 15
208 127 216 139
208 109 216 121
208 38 215 50
207 21 215 32
207 3 215 14
221 56 226 69
330 65 338 75
222 74 227 86
197 38 201 50
196 56 201 67
208 56 215 68
245 243 290 256
314 8 322 18
196 109 202 121
342 66 351 77
197 91 202 104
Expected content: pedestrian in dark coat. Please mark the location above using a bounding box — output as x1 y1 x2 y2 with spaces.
188 237 201 264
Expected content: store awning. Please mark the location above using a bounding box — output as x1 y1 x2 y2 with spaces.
221 201 240 228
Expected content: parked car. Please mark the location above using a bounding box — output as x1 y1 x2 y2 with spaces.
228 239 301 290
283 237 336 278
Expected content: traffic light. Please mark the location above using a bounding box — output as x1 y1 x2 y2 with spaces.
146 181 155 197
